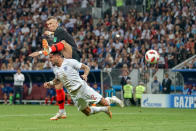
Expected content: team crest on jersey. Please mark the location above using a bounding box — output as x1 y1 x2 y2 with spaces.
53 37 57 42
64 66 67 71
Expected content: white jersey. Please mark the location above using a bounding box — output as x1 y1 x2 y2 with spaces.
52 58 84 92
14 73 25 86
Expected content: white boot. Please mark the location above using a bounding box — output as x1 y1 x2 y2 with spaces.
112 96 124 108
50 112 67 120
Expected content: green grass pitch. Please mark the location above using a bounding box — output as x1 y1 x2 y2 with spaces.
0 105 196 131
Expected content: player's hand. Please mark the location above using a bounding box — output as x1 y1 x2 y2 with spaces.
29 51 41 57
81 74 88 81
44 31 54 36
43 82 50 88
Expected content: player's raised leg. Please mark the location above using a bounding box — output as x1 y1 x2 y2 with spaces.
78 98 112 119
96 95 124 108
42 38 72 59
105 96 124 108
82 106 112 119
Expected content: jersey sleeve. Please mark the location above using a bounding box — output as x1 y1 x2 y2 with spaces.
66 59 82 70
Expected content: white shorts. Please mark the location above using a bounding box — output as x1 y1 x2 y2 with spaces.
70 82 102 111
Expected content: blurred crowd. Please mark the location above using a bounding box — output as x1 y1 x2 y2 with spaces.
183 83 196 95
0 0 195 71
182 57 196 69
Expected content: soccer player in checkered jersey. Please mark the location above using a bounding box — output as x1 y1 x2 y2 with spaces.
29 16 81 120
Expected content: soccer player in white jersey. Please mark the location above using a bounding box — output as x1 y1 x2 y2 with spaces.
43 52 124 118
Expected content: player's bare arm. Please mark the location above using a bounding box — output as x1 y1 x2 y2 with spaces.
29 50 49 57
61 40 72 58
80 64 90 81
43 78 61 88
29 51 40 57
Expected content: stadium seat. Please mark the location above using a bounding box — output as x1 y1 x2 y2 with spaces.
170 86 183 91
32 85 42 100
25 95 32 100
26 84 42 100
105 89 116 106
112 85 122 91
105 89 116 97
40 87 47 100
23 85 29 100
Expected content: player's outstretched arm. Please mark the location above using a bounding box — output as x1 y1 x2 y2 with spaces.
80 64 90 81
43 82 51 88
29 51 42 57
43 78 61 88
29 50 48 57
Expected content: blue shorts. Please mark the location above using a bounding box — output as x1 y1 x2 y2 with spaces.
2 87 13 96
46 88 56 97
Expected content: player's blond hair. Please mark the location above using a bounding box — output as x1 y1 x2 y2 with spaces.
47 16 57 21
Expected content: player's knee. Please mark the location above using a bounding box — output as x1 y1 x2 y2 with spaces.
99 98 109 106
82 111 90 116
81 107 91 116
81 111 90 116
62 40 71 48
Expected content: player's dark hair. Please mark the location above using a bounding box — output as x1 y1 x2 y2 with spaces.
51 51 62 56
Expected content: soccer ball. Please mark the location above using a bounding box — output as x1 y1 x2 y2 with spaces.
145 49 160 64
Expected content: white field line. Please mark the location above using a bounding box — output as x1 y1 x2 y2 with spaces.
0 112 182 118
0 112 141 118
4 127 39 131
0 114 52 118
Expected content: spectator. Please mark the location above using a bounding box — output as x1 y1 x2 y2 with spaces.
81 0 88 8
193 58 196 68
1 63 7 70
0 84 6 104
45 87 56 105
43 59 52 69
92 83 101 94
134 82 146 106
191 84 196 95
151 76 161 94
183 83 192 95
103 63 112 73
0 84 13 104
162 73 172 94
13 68 25 104
21 24 30 34
120 71 130 88
123 79 133 106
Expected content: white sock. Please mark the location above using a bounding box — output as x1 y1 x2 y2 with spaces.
106 97 121 105
59 109 66 114
90 106 107 115
111 96 121 104
49 47 52 53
